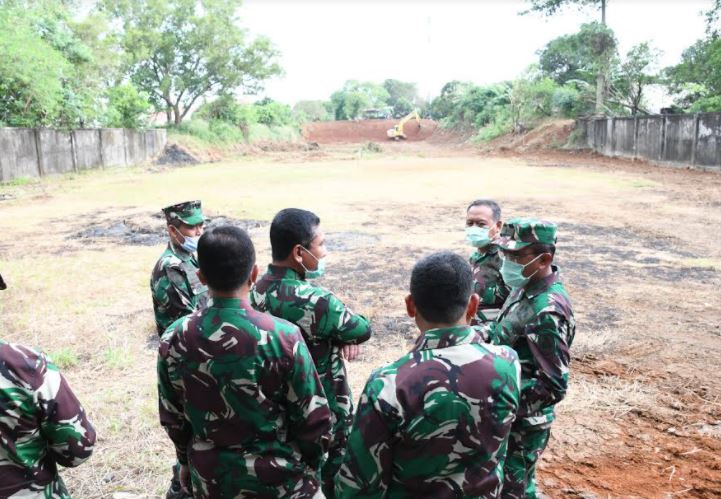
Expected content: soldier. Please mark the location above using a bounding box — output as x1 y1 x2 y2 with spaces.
251 208 372 498
335 251 520 498
481 218 576 499
0 272 96 498
157 226 332 498
465 198 510 323
150 200 209 336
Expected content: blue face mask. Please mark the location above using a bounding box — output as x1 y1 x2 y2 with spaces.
180 235 199 253
500 253 542 288
301 247 326 279
466 226 492 247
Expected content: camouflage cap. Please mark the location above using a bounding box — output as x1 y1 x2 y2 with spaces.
496 217 557 251
162 200 203 225
0 272 5 290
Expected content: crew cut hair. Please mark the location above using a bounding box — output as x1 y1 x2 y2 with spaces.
270 208 320 261
410 251 473 324
198 225 255 292
467 199 502 221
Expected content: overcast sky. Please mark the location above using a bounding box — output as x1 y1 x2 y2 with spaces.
240 0 712 105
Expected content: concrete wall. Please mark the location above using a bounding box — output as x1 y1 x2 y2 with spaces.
578 112 721 170
0 128 166 181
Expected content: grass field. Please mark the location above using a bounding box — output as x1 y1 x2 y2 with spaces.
1 143 720 497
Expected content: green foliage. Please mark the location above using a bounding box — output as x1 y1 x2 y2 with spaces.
539 22 617 85
293 100 332 122
524 0 606 17
103 347 133 369
666 37 721 111
608 42 661 115
382 79 420 117
104 0 282 125
689 95 721 113
48 348 79 369
254 98 293 126
105 83 151 128
330 80 390 120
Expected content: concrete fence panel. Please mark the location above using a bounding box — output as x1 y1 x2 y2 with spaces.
124 129 145 165
613 118 635 157
38 129 75 175
579 112 720 169
73 129 102 171
636 117 664 161
664 115 695 163
696 113 721 168
100 128 127 168
0 128 39 181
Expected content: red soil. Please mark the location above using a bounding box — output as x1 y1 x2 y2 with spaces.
303 119 439 144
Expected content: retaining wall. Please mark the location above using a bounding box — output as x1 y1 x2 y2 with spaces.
577 113 721 169
0 127 167 182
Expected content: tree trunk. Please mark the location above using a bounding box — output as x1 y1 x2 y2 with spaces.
173 104 182 125
595 0 608 115
166 107 172 124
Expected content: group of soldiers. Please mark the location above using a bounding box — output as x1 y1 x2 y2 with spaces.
0 197 575 499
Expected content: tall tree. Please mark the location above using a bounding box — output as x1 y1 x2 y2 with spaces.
329 80 389 120
707 0 720 36
666 37 721 112
104 0 281 125
525 0 610 114
382 79 419 117
608 42 660 115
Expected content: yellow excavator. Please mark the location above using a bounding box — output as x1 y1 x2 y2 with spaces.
386 110 421 140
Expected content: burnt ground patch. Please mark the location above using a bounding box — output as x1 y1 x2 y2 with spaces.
71 212 267 246
325 232 380 252
558 222 717 285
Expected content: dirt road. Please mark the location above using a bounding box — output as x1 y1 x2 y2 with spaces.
0 140 719 497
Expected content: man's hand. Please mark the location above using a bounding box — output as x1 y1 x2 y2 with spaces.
342 344 360 361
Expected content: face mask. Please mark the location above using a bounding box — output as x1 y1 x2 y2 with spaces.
500 253 543 288
300 247 326 279
466 226 492 247
173 227 199 253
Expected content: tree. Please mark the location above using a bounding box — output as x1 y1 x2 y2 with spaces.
428 80 474 120
329 80 389 120
293 100 332 122
666 37 721 112
525 0 611 114
382 79 420 117
707 0 720 36
608 42 660 115
104 83 151 128
104 0 282 125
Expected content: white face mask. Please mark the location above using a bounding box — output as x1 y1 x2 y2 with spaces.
466 226 492 247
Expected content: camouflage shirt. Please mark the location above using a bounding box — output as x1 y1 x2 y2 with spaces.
481 266 575 428
470 245 510 323
157 297 333 498
150 242 208 335
335 325 520 498
0 340 96 498
250 265 372 490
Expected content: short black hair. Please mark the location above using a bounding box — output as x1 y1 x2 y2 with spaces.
467 199 501 221
410 251 473 324
528 242 556 257
270 208 320 261
197 225 255 292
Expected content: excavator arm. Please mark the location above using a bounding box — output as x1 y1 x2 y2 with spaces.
387 110 421 140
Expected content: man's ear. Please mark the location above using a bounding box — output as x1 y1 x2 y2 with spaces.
405 294 416 318
466 293 480 324
249 264 259 286
197 269 207 285
293 244 304 263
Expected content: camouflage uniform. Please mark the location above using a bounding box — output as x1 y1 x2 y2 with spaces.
157 297 333 498
481 219 576 499
335 325 520 498
150 201 208 335
250 265 372 497
470 244 510 324
0 340 96 498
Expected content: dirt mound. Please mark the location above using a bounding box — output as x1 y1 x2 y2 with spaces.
482 119 576 152
155 144 200 166
303 119 438 144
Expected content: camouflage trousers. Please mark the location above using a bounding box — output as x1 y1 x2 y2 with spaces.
320 419 349 499
501 425 551 499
